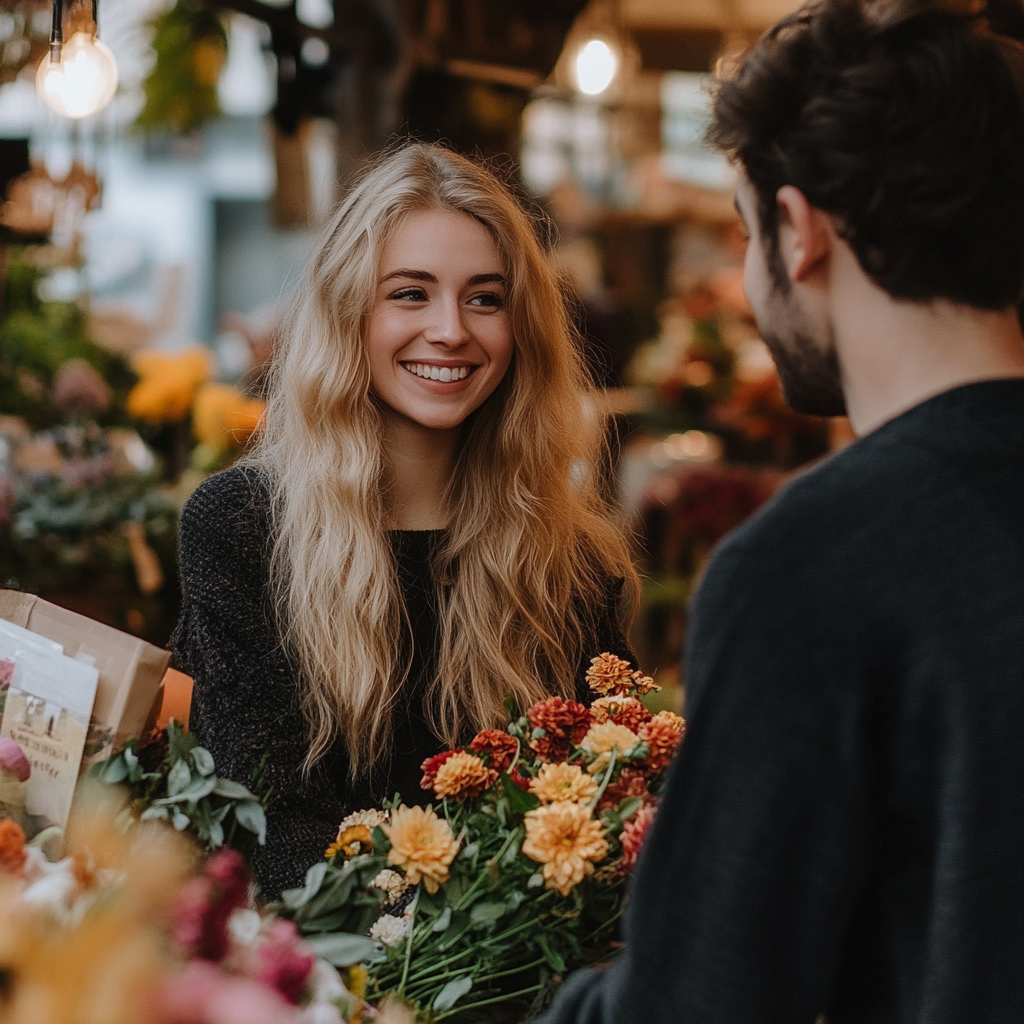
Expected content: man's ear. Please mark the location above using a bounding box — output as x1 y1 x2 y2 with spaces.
775 185 831 284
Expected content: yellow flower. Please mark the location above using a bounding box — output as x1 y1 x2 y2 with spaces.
126 348 213 422
325 824 373 860
383 806 460 894
431 751 496 801
580 721 641 774
191 382 265 453
522 802 608 896
529 763 599 805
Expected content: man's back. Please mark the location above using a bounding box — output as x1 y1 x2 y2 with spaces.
543 380 1024 1023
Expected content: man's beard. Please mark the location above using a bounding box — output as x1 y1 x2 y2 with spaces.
756 286 847 417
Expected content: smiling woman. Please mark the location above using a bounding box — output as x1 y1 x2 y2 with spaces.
170 144 640 898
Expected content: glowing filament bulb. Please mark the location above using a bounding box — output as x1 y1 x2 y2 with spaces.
575 39 617 96
36 32 119 119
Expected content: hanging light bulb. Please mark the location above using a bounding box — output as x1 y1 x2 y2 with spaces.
575 38 618 96
35 0 119 120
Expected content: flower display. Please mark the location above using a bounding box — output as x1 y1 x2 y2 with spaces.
639 710 687 771
383 805 460 894
620 803 658 873
522 801 609 896
527 696 593 761
580 721 643 774
468 729 519 771
529 762 599 805
126 348 213 423
430 749 497 801
418 748 461 790
590 695 653 733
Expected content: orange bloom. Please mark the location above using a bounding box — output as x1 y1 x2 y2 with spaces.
0 818 27 875
580 721 642 774
383 806 460 893
431 751 497 801
522 802 608 896
627 670 661 696
590 695 652 733
527 697 593 762
468 730 519 772
585 653 634 696
620 803 658 873
639 711 686 771
529 763 599 805
325 824 373 860
420 749 461 791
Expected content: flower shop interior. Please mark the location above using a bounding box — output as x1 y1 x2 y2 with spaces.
0 0 859 1021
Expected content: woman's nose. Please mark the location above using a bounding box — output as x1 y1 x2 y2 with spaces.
423 295 469 346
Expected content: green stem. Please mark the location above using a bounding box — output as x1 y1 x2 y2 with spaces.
397 888 419 998
588 747 617 811
432 983 546 1021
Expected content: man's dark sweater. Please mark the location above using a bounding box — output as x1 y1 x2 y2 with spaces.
541 380 1024 1024
171 466 634 899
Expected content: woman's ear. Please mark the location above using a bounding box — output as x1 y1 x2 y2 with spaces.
775 185 832 285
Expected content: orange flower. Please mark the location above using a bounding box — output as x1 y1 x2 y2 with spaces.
522 802 608 896
638 711 686 771
590 695 652 733
127 348 213 423
383 806 460 893
627 670 660 696
585 653 634 696
468 730 519 772
191 382 265 453
431 751 497 801
529 763 599 805
420 749 461 791
325 824 373 860
580 722 642 774
620 803 658 873
527 697 593 762
0 818 27 876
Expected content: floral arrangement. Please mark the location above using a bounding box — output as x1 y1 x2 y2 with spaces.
279 654 685 1021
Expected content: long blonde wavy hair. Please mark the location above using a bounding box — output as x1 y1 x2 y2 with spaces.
248 143 638 776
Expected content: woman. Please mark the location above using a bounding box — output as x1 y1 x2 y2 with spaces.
172 144 639 897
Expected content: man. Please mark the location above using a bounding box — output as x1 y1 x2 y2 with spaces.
540 1 1024 1021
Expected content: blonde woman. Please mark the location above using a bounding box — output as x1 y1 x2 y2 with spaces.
172 144 638 897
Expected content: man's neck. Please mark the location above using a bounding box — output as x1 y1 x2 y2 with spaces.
830 248 1024 435
384 414 459 530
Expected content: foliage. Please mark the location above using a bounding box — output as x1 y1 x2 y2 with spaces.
136 0 228 136
90 720 270 856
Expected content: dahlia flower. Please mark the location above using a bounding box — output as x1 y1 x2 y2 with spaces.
383 806 460 894
580 721 642 774
529 763 599 805
468 729 519 772
638 711 686 771
590 695 652 733
431 750 497 801
522 802 608 896
620 803 658 873
527 697 593 762
585 652 634 695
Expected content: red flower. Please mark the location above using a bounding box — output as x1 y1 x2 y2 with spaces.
172 848 250 962
620 803 658 873
590 696 652 734
507 764 532 791
468 730 519 772
638 712 686 772
527 697 593 762
255 919 315 1005
420 748 462 791
596 767 653 812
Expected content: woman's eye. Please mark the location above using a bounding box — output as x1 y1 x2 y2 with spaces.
468 292 503 308
390 287 427 301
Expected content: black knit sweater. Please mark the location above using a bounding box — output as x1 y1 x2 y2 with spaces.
171 466 635 898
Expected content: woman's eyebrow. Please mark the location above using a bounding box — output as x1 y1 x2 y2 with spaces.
379 270 507 286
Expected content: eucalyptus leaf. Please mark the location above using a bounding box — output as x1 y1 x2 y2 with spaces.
433 975 473 1011
166 758 191 797
305 932 378 967
207 817 224 847
283 860 328 910
94 755 128 784
212 778 257 800
234 800 266 844
140 805 170 821
527 873 544 889
432 906 452 933
470 901 507 928
617 796 644 821
123 746 139 775
172 809 190 831
190 746 215 776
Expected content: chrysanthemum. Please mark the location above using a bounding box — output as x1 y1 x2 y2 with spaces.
338 808 389 833
580 721 642 774
370 869 411 903
529 763 599 805
325 824 373 860
585 652 635 696
527 697 593 762
431 750 497 801
522 802 608 896
596 766 653 811
590 695 652 733
383 806 460 894
419 749 462 791
628 670 660 696
468 730 519 772
638 711 686 771
620 803 658 873
369 914 410 947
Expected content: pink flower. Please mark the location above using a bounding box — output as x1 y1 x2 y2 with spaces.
172 849 250 962
156 960 298 1024
253 919 315 1006
0 738 30 782
620 803 658 873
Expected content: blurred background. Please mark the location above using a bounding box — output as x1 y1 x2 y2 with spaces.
0 0 855 710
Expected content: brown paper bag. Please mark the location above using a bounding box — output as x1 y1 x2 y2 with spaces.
0 590 170 766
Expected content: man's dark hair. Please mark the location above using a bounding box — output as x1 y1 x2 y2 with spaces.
707 0 1024 308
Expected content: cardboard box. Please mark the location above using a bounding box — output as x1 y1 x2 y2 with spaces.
0 590 170 764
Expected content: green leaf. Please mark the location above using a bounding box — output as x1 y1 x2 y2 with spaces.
233 801 267 844
93 755 129 784
433 975 473 1011
167 721 197 762
538 932 566 973
166 758 191 797
212 778 257 800
304 932 378 967
432 906 452 933
527 873 544 889
500 773 540 814
172 809 190 831
470 901 507 929
283 861 328 910
140 805 170 821
208 816 224 848
438 911 472 951
617 796 643 821
190 747 215 776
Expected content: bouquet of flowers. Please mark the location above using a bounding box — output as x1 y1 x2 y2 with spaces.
280 654 685 1022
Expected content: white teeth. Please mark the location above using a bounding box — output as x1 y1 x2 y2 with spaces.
403 363 470 380
439 367 452 382
429 366 441 380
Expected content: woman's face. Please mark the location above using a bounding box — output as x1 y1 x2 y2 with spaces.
365 207 514 434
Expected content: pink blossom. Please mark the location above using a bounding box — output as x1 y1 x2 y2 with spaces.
0 738 30 782
172 850 251 961
620 803 658 874
254 919 315 1005
157 960 299 1024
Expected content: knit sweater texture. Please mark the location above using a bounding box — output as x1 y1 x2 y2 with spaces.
172 466 635 898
